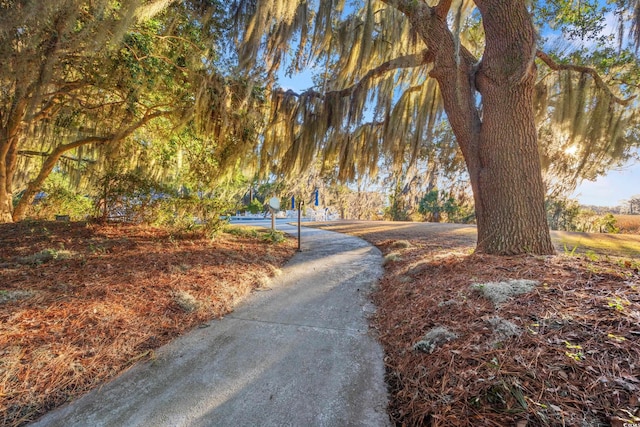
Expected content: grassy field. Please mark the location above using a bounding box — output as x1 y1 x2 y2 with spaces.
615 214 640 235
553 229 640 258
554 214 640 258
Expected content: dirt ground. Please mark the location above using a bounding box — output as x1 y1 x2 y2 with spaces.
309 221 640 427
0 221 296 427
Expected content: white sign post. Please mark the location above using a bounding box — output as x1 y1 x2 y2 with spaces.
297 200 304 252
268 197 280 231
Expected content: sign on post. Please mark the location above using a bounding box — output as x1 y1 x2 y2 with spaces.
268 197 280 210
297 200 304 252
268 197 280 230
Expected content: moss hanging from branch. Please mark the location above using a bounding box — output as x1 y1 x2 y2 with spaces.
233 0 639 198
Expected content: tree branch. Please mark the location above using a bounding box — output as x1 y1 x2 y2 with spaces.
11 108 172 221
280 49 434 99
536 50 636 106
378 0 433 23
434 0 453 19
28 81 89 122
57 109 171 153
17 150 97 164
332 49 435 97
41 80 88 99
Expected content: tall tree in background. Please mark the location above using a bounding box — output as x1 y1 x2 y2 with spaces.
235 0 640 255
0 0 264 222
1 1 165 222
382 119 468 221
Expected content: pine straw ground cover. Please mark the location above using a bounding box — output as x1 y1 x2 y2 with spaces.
0 221 296 427
309 221 640 427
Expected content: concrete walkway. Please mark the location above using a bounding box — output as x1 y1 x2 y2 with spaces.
32 224 390 427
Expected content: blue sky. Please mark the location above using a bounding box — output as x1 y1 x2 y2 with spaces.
572 160 640 207
551 7 640 207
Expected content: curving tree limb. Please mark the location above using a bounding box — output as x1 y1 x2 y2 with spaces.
277 49 434 100
536 50 636 106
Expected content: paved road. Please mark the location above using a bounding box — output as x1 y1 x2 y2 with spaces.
32 224 390 427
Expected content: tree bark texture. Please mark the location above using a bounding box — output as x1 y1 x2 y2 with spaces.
473 74 554 254
406 0 555 254
0 149 13 223
472 1 554 254
11 149 64 222
0 95 28 223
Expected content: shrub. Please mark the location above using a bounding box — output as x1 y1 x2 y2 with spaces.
149 194 231 237
245 198 264 214
383 252 402 265
225 226 259 239
27 175 93 221
546 196 580 231
597 213 619 234
418 189 474 223
390 240 411 249
172 290 201 313
260 229 286 244
93 171 233 237
93 170 170 223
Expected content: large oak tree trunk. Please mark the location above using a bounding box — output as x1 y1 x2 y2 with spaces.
472 72 555 254
421 0 555 255
469 0 554 254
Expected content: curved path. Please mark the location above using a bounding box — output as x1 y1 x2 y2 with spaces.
32 224 390 427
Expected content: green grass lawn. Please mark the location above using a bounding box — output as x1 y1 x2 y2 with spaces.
551 230 640 259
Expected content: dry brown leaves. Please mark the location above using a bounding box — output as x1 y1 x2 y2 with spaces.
312 221 640 427
0 221 296 427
